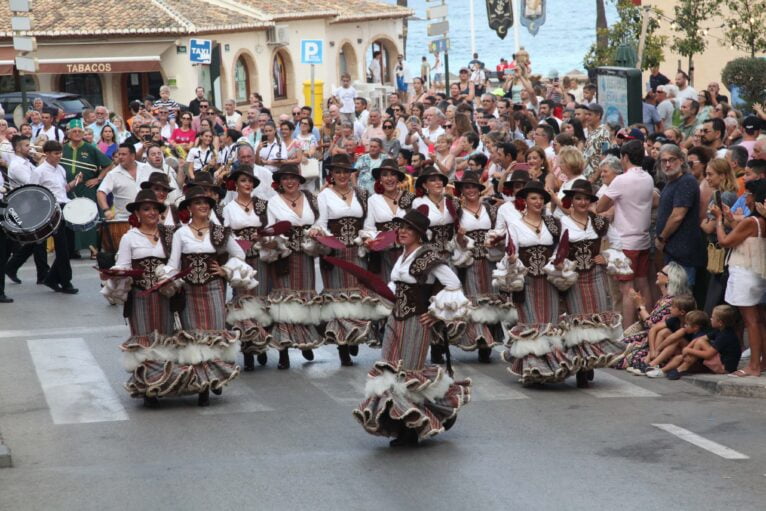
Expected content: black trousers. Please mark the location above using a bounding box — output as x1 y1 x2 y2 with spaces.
0 228 9 296
46 220 73 287
7 239 49 281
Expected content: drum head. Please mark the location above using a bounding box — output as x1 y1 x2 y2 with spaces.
63 198 99 224
1 185 56 234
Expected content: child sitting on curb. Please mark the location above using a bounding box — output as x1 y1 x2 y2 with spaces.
646 310 711 378
656 305 742 380
639 295 697 373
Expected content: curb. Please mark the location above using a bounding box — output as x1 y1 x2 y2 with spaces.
0 430 11 468
685 374 766 399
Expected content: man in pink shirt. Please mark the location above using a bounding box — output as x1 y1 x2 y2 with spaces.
596 140 655 327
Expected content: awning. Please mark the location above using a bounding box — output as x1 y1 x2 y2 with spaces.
0 40 173 76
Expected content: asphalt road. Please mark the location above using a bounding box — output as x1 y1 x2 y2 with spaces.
1 259 765 510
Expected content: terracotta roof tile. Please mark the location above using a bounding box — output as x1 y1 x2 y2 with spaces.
231 0 411 22
0 0 270 37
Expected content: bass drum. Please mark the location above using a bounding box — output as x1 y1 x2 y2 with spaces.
0 184 62 244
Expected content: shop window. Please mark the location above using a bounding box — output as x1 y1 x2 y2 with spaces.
235 57 250 103
59 73 103 107
272 52 288 100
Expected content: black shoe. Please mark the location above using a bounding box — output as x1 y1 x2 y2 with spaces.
301 349 315 361
42 280 62 293
197 389 210 407
478 347 492 364
430 345 445 364
338 345 353 367
211 386 222 396
5 270 20 284
576 370 590 389
70 252 82 260
36 278 45 285
349 345 359 356
243 353 255 372
257 352 268 366
278 349 290 370
389 428 419 447
59 285 79 295
586 369 594 381
0 294 13 303
143 396 160 408
443 416 457 431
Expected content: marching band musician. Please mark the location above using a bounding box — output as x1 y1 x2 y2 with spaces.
0 168 11 303
97 143 153 255
4 135 49 286
35 141 82 294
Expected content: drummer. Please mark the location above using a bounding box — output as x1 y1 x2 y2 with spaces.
96 143 153 254
4 134 50 286
36 140 82 294
64 119 114 258
0 170 11 303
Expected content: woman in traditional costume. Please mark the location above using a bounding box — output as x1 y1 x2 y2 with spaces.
222 164 272 371
353 207 472 446
310 154 390 366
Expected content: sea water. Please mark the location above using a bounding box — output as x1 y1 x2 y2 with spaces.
384 0 618 79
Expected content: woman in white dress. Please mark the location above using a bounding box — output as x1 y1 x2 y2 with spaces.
255 121 288 173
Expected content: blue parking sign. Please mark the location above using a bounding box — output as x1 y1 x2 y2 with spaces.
190 39 212 64
301 40 323 65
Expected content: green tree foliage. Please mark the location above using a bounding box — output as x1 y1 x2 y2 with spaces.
670 0 721 79
721 58 766 110
584 0 666 70
724 1 766 58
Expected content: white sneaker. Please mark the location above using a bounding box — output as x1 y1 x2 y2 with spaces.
646 368 665 378
741 348 751 360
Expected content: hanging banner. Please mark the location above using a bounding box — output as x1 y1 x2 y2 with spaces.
520 0 546 36
485 0 513 40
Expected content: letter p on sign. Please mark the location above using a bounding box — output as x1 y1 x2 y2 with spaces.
301 40 323 65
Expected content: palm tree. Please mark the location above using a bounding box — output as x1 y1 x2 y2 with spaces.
596 0 608 52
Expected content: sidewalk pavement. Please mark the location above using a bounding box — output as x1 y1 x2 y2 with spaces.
684 373 766 399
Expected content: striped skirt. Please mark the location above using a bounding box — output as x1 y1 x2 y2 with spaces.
122 280 240 398
450 259 517 351
320 246 390 346
268 252 323 350
562 267 625 370
502 275 571 384
353 315 472 440
227 256 272 355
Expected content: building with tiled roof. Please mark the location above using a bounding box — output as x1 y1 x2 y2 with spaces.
0 0 411 118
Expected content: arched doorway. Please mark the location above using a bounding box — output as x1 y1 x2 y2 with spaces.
233 52 257 105
338 42 358 82
59 74 103 107
367 38 398 85
120 71 164 118
271 49 294 102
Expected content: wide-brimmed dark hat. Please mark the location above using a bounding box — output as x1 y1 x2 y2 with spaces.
372 158 405 181
415 166 448 189
453 170 483 189
504 167 531 185
126 189 167 213
515 179 551 203
179 186 217 211
327 153 355 172
184 172 218 190
562 179 598 202
272 163 306 184
395 206 430 239
229 164 261 188
140 172 174 192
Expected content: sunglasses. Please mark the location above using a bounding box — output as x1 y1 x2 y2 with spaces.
207 111 216 115
383 125 394 129
444 124 453 128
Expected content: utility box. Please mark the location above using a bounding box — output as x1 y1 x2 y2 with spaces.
596 67 643 128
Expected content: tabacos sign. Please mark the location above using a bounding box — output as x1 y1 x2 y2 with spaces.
190 39 212 64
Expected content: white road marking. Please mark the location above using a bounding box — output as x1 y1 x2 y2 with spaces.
452 361 529 401
652 423 749 460
27 337 129 425
577 370 659 398
0 324 128 339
